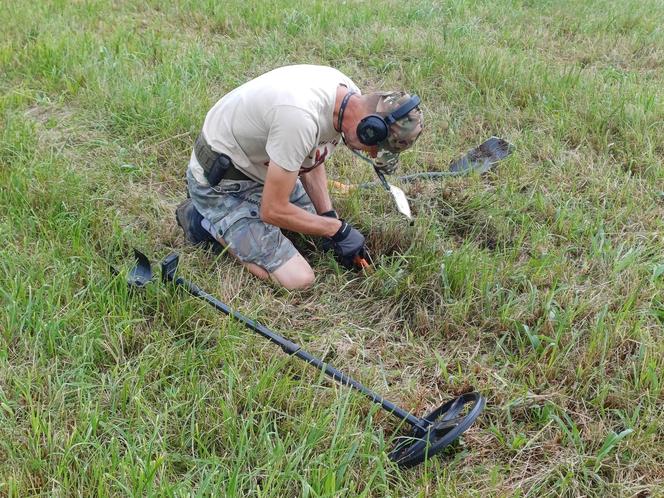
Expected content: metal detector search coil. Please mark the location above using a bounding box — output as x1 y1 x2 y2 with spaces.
128 250 486 468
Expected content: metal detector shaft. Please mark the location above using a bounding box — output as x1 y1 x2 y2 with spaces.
171 275 428 432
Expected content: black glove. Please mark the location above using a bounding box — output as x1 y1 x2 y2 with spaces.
320 211 366 268
329 220 365 268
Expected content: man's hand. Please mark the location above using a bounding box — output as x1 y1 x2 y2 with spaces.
320 211 369 270
329 221 365 268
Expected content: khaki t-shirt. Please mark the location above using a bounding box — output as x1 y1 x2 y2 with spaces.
195 65 360 184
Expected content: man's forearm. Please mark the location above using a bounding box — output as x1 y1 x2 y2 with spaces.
261 202 341 238
261 161 340 238
299 164 334 215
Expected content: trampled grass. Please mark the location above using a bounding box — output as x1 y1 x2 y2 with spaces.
1 0 662 496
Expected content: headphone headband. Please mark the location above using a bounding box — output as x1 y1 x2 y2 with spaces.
383 95 421 126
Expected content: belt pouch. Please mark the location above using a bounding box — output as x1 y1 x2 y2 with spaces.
194 133 230 186
206 154 231 186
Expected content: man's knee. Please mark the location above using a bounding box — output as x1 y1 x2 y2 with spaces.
218 233 313 289
271 254 315 290
273 267 315 290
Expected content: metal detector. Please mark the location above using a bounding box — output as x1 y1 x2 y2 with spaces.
353 137 514 219
127 250 486 468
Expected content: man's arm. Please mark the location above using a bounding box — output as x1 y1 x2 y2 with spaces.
260 161 341 237
299 163 334 215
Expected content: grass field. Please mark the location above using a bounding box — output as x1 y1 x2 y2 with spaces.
1 0 663 496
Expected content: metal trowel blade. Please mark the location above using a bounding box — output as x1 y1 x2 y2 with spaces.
388 183 412 220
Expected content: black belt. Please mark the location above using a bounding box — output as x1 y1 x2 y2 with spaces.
194 133 252 185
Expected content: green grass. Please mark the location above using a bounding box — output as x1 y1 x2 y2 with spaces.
1 0 663 496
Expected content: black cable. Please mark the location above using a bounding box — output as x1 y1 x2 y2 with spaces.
357 170 469 189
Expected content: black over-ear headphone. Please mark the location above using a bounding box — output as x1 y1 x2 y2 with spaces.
357 94 421 146
337 91 421 146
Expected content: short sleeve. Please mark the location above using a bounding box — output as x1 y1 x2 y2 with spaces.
265 106 318 172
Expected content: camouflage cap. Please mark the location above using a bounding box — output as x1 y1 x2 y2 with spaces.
371 92 424 174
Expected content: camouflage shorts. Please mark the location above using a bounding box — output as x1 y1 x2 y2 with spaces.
186 165 315 273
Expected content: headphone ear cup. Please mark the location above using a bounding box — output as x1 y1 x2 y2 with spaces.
357 115 389 146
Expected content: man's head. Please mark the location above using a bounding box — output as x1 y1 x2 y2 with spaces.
341 91 424 174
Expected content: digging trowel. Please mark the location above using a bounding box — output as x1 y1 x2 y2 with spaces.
350 149 413 221
373 167 412 221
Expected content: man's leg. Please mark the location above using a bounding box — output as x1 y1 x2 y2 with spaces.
182 161 316 289
212 232 314 290
269 253 314 289
217 214 315 290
